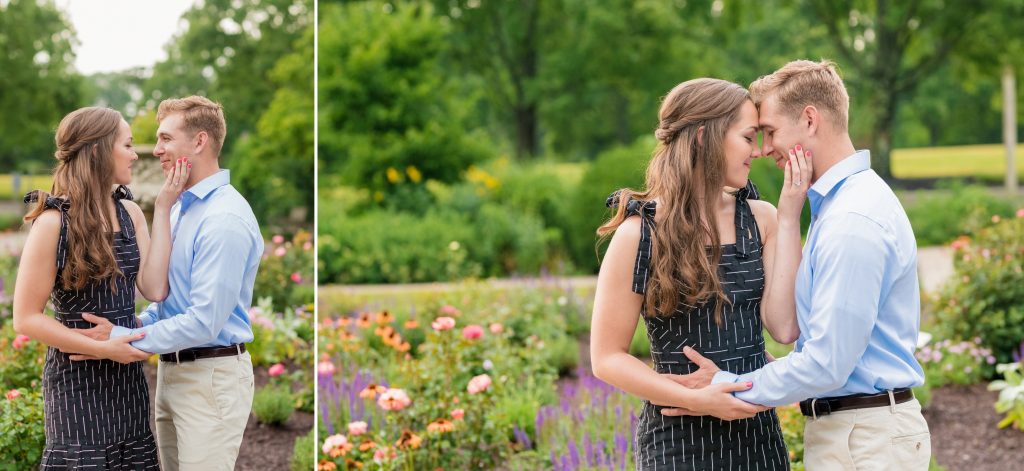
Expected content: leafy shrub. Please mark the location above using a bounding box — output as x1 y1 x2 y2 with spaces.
319 202 557 284
254 230 314 312
776 404 806 470
253 384 294 426
988 362 1024 431
0 323 46 390
318 208 480 284
568 138 651 273
904 181 1019 246
289 429 315 471
318 0 490 209
916 337 996 386
933 212 1024 362
0 388 45 467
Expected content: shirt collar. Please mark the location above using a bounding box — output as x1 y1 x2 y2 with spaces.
185 169 230 201
808 150 870 216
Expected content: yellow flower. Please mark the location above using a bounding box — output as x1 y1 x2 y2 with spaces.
386 167 401 184
406 166 422 183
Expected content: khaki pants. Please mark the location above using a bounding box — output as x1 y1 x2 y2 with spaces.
804 397 931 470
155 351 255 471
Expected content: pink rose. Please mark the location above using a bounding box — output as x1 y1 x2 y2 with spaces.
268 363 286 377
318 360 336 376
272 235 285 244
377 388 412 411
347 421 368 436
321 433 348 454
462 324 484 340
450 408 465 420
431 316 456 331
303 241 313 251
12 334 29 350
1017 208 1024 218
274 246 287 257
992 215 1001 223
467 374 492 394
489 323 503 334
439 304 460 316
290 272 303 283
6 389 20 400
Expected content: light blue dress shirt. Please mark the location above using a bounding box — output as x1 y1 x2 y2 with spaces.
111 170 263 354
713 150 926 406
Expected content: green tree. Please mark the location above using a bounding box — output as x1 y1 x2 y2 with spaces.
232 25 314 223
318 1 489 210
0 0 85 171
805 0 991 178
84 67 149 118
431 0 554 159
142 0 313 157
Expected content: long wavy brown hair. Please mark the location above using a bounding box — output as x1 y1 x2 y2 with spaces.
24 107 124 290
598 78 751 323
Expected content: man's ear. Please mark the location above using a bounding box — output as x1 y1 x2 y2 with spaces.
803 105 819 137
696 125 705 146
193 130 209 153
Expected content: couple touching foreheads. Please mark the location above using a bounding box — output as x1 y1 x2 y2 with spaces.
592 60 931 470
13 96 263 470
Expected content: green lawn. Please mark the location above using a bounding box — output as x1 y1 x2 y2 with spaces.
0 174 53 200
892 144 1024 179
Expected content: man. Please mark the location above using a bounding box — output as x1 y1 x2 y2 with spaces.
78 96 264 470
662 60 931 469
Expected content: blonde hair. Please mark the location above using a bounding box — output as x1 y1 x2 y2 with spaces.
598 78 751 323
25 107 125 290
749 59 849 131
157 96 227 156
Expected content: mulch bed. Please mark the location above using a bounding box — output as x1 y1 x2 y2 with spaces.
142 360 314 471
924 384 1023 470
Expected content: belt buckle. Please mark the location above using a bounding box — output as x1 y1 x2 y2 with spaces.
810 398 832 419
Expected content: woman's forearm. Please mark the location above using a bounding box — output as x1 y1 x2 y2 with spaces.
13 310 105 357
592 351 700 408
761 218 801 344
136 206 171 301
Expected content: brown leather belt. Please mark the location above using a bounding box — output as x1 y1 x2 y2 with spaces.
159 344 246 363
799 388 914 418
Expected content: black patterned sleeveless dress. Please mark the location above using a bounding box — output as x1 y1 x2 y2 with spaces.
608 182 789 471
26 186 160 470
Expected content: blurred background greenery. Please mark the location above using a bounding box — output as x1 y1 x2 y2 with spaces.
318 0 1024 284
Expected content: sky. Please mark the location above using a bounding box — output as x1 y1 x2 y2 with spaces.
58 0 198 75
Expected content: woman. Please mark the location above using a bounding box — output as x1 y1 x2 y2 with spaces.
590 78 811 470
12 107 190 469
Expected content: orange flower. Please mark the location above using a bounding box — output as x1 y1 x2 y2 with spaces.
359 384 388 399
404 319 419 329
339 330 355 341
383 330 401 347
426 419 455 433
356 312 372 329
358 440 378 452
395 341 411 353
345 458 363 469
337 317 352 327
395 430 423 449
376 310 395 325
374 325 394 338
317 460 337 471
328 442 353 457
